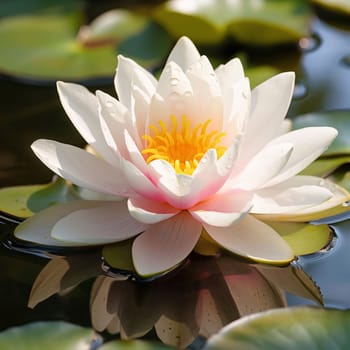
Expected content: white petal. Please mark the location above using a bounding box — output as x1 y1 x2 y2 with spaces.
56 81 117 167
96 90 142 157
252 176 346 218
238 72 295 162
115 55 157 110
14 200 107 246
231 143 294 190
128 197 179 224
51 201 146 244
31 139 133 197
215 57 245 87
190 191 252 227
205 215 294 264
132 212 202 276
157 61 193 99
263 127 338 187
186 56 223 130
166 36 200 72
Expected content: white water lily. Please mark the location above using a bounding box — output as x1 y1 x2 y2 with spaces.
16 37 348 277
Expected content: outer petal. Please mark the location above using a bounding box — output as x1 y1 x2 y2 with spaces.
114 55 157 110
253 176 350 222
238 72 295 163
14 200 106 246
230 143 294 190
56 81 117 167
262 127 338 187
128 197 180 224
165 36 201 72
132 212 202 276
51 201 146 245
204 215 294 264
31 139 133 197
251 176 334 215
190 191 252 227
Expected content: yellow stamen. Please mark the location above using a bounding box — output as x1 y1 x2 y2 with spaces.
142 115 227 175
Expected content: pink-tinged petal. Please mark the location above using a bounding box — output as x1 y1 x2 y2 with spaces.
166 36 200 72
15 200 106 246
121 158 163 201
231 143 294 190
51 201 146 245
251 175 337 215
205 215 294 264
57 81 118 167
190 191 252 227
128 197 179 224
262 127 338 187
186 56 223 130
132 212 202 276
31 139 133 197
238 72 295 163
114 55 157 110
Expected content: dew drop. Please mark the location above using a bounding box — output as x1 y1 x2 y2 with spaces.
299 34 321 52
169 91 180 100
293 81 308 100
170 78 179 86
106 101 114 108
242 90 249 99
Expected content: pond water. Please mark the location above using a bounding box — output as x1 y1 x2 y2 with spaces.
1 6 350 347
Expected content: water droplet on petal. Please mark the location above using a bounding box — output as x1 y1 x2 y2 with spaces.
293 81 308 100
169 92 180 100
170 78 179 86
342 201 350 207
106 101 114 108
242 90 249 99
184 91 192 97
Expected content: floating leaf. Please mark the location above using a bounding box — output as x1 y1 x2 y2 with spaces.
300 156 350 177
266 221 332 256
0 177 78 219
102 239 136 274
205 307 350 350
0 11 170 80
312 0 350 16
100 340 173 350
77 9 148 46
292 111 350 156
153 0 310 45
0 184 46 218
0 322 97 350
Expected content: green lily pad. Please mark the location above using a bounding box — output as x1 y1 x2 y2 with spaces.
0 177 78 219
0 11 170 80
0 321 97 350
300 156 350 177
102 239 136 274
100 340 173 350
266 221 332 256
205 307 350 350
292 111 350 156
153 0 310 45
331 168 350 192
312 0 350 16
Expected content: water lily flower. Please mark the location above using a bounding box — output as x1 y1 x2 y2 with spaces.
15 37 348 277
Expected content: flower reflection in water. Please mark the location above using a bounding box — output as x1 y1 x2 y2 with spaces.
27 251 321 348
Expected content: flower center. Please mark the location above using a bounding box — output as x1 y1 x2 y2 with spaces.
141 115 227 175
